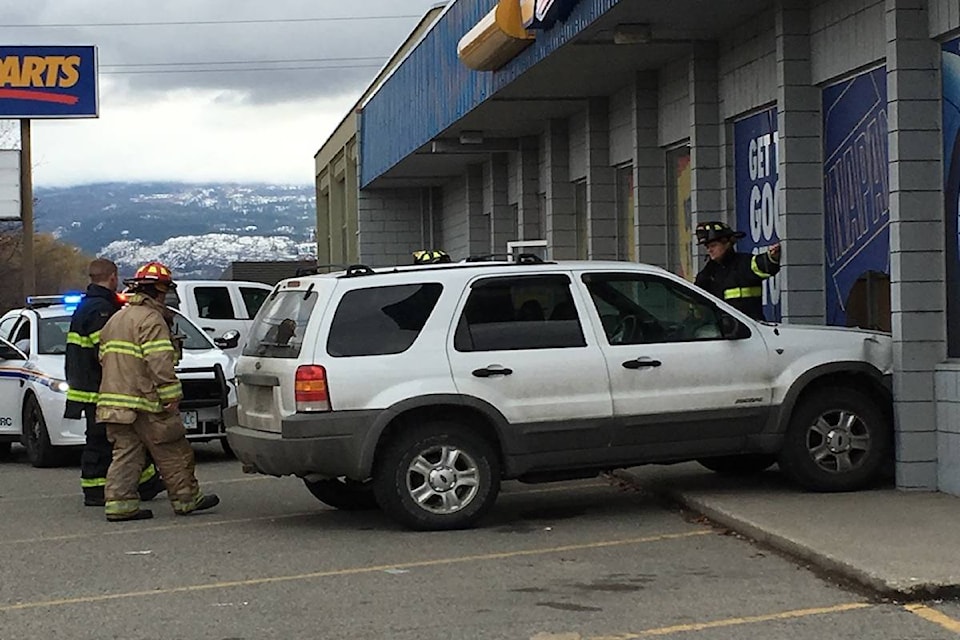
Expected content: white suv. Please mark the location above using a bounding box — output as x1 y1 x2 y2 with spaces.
227 258 894 531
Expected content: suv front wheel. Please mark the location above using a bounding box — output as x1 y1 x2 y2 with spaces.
373 422 500 531
778 387 891 492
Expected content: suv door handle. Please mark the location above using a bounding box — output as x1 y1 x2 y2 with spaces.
622 358 662 369
472 365 513 378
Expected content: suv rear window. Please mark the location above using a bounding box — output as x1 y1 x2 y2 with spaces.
243 290 319 358
327 284 442 357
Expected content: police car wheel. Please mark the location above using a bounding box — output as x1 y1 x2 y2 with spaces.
22 395 61 468
0 441 11 459
302 477 378 511
373 422 500 531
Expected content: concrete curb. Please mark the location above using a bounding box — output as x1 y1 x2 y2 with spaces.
611 470 958 601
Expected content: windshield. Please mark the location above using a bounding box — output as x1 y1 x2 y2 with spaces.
38 317 71 355
243 289 319 358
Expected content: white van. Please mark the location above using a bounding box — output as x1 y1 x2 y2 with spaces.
166 281 274 357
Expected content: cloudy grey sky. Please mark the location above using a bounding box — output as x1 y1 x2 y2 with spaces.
0 0 445 186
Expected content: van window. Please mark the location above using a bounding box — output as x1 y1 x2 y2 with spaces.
243 290 319 358
194 287 235 320
240 286 271 318
327 284 442 357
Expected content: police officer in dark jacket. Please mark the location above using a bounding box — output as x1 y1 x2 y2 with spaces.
65 258 163 506
693 221 781 321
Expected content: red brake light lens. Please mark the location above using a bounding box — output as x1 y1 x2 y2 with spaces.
295 365 330 412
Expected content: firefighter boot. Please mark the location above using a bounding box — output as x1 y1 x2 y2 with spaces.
138 471 165 502
83 486 105 507
175 493 220 515
106 508 154 522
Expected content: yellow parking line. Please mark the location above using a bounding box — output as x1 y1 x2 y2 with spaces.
0 511 322 546
0 529 711 612
583 603 873 639
904 604 960 634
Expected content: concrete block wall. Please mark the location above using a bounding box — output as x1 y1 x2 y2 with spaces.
810 0 886 85
887 0 946 490
440 177 468 258
659 59 690 147
586 97 618 260
929 0 960 35
568 110 588 182
357 188 427 267
636 72 668 267
936 365 960 494
718 9 778 121
517 137 541 241
609 86 634 166
488 154 513 255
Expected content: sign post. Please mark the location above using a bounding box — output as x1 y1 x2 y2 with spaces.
0 45 98 300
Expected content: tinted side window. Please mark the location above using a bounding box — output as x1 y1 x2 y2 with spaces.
240 287 271 318
327 284 443 357
583 273 723 345
455 275 585 352
194 287 235 320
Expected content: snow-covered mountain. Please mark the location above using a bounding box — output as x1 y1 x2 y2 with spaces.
34 182 317 278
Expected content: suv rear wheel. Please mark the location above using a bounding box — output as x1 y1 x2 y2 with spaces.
778 387 890 492
303 477 379 511
373 422 500 531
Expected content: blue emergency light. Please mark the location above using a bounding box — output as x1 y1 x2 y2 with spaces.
26 293 85 311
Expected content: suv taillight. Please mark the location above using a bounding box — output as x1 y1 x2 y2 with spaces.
295 365 330 412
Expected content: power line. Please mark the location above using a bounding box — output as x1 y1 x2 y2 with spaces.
0 14 421 28
100 56 389 69
100 64 384 75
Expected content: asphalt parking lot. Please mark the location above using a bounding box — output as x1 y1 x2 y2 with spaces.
1 443 958 640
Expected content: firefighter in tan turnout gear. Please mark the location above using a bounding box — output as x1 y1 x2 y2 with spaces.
96 261 220 522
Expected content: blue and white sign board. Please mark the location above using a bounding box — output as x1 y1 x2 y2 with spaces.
822 66 889 327
0 150 19 220
0 46 99 118
524 0 580 29
734 106 781 322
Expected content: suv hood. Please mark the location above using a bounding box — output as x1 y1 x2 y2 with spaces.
758 323 893 374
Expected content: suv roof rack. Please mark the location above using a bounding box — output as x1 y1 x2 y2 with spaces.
465 253 547 265
295 264 347 277
342 264 376 278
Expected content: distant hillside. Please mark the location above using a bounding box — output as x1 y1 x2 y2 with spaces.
34 182 317 278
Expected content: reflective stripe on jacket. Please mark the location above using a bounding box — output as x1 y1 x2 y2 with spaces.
64 284 124 419
96 293 183 425
694 249 780 321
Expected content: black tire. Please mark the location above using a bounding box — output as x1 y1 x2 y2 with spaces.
697 454 777 476
303 477 379 511
373 422 500 531
23 394 62 468
220 437 236 458
778 387 891 492
0 441 12 459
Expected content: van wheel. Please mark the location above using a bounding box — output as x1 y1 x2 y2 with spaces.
697 454 777 476
23 395 62 468
373 422 500 531
778 387 890 492
303 477 378 511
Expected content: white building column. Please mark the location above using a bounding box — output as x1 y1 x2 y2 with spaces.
487 153 513 255
775 0 825 324
517 137 541 241
688 44 724 270
633 72 667 267
586 97 618 260
887 0 946 490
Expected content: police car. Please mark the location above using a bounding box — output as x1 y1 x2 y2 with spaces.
0 294 239 467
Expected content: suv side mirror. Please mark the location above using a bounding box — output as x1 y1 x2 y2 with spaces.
215 329 241 350
720 313 752 340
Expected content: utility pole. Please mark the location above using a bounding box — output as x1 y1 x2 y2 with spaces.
20 119 34 298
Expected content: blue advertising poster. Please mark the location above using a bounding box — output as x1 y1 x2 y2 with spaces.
0 46 98 118
822 66 889 327
734 106 781 322
944 38 960 356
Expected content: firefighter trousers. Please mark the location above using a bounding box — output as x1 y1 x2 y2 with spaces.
81 406 161 503
104 410 203 517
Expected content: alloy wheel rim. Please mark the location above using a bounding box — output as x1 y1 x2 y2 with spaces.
806 409 870 474
405 444 480 515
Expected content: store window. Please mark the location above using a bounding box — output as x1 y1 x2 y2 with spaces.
665 146 693 279
616 166 636 261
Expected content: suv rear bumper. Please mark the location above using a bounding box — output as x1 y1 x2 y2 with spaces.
226 411 379 478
